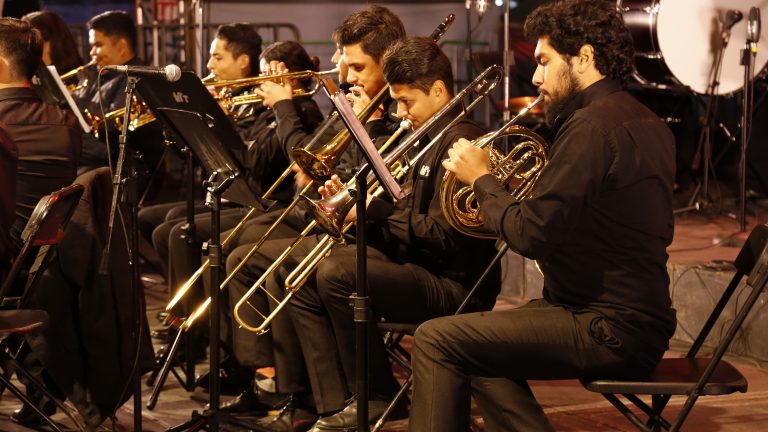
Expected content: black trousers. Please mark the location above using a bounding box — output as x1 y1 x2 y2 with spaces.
278 244 475 414
224 208 313 390
408 299 665 432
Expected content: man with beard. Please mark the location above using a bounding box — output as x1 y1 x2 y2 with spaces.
407 1 677 431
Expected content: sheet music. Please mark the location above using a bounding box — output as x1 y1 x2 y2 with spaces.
46 66 92 134
330 91 404 201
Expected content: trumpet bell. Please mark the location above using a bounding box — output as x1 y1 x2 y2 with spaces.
440 125 548 238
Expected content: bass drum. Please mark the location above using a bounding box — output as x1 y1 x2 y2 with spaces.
618 0 768 94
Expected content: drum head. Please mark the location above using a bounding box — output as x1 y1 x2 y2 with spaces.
656 1 768 94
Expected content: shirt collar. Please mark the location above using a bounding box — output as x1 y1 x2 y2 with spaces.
0 87 42 104
552 78 622 131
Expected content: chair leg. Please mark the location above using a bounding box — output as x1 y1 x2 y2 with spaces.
602 393 652 432
0 374 64 432
4 354 87 431
371 375 412 432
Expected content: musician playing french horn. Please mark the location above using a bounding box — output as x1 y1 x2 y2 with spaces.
218 5 408 426
408 1 678 430
259 37 501 431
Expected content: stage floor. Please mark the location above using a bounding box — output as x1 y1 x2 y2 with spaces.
1 201 767 431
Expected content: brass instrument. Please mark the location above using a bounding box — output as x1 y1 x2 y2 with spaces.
86 96 156 138
441 120 548 238
291 12 456 183
290 85 390 183
166 12 457 330
232 65 505 334
230 119 413 334
60 60 96 92
210 68 339 112
163 85 395 324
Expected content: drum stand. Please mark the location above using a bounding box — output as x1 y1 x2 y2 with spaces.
675 25 732 215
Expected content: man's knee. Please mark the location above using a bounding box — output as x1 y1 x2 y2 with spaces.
315 256 354 299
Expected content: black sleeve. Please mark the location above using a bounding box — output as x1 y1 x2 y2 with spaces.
273 99 341 158
472 117 615 258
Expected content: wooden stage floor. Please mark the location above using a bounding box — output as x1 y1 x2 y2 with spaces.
1 197 767 431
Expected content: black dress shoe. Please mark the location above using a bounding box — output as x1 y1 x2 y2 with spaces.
210 389 290 415
310 397 406 432
195 367 254 395
255 399 318 432
11 399 56 425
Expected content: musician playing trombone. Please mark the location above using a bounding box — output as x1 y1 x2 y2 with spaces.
410 1 677 430
218 5 408 426
259 37 502 431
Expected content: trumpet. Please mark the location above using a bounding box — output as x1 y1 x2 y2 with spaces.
165 12 457 329
232 65 504 334
209 68 339 111
60 60 96 93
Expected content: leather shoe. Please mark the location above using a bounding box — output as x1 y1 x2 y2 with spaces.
309 397 407 431
210 389 290 415
195 367 254 395
255 400 318 432
11 399 56 425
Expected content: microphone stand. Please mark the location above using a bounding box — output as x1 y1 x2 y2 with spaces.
738 30 758 232
676 24 731 214
101 75 143 431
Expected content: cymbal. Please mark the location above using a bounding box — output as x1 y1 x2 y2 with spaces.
497 96 544 117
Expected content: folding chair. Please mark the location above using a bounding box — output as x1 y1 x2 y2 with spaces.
372 244 508 432
0 184 86 431
581 223 768 432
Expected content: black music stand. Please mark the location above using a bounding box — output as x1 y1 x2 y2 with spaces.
328 90 403 432
136 73 262 432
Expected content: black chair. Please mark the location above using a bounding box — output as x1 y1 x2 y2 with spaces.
581 223 768 432
0 184 86 431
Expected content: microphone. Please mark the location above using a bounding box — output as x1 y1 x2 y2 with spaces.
748 7 761 43
101 64 182 82
723 9 744 31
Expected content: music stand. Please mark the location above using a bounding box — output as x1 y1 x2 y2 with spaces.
327 90 402 432
33 65 92 134
136 72 261 432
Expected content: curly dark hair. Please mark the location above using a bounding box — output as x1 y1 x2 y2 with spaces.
524 0 634 83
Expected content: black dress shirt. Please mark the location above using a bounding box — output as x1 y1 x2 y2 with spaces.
366 108 501 308
0 123 17 267
0 87 81 249
234 97 324 204
474 78 677 357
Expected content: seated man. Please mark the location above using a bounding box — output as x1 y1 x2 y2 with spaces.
0 16 82 425
216 5 408 427
267 36 502 431
72 10 155 174
409 1 677 430
0 17 81 255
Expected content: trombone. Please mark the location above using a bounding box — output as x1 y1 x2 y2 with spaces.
232 65 505 334
164 11 457 328
163 80 393 325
